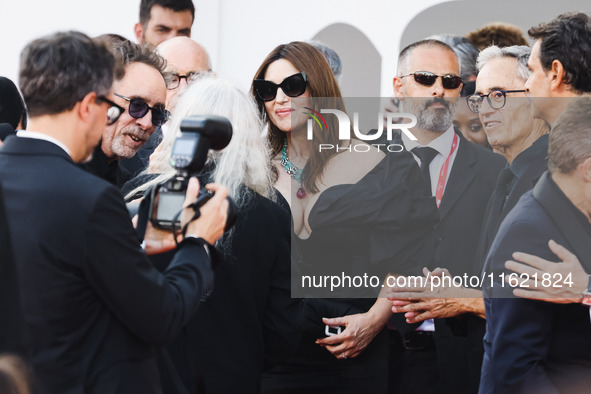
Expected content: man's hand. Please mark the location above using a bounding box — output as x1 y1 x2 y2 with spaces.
315 313 384 359
143 221 181 255
389 298 469 323
182 178 229 245
387 268 485 322
505 239 588 303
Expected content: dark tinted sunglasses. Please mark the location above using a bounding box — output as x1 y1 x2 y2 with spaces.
401 71 463 90
114 93 171 126
253 72 307 102
96 96 125 125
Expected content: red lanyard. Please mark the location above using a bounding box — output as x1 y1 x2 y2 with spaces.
434 133 459 208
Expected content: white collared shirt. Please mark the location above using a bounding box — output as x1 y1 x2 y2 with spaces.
402 125 460 196
16 130 72 157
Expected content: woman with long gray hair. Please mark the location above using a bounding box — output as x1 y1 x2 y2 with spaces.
127 76 301 393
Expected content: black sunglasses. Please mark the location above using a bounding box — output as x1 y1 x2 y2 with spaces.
401 71 463 90
114 93 171 126
97 96 125 125
466 90 526 113
253 72 307 102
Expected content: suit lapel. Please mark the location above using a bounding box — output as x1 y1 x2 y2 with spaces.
438 134 476 220
502 154 547 217
533 172 591 272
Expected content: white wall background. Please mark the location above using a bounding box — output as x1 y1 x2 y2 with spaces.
1 0 589 97
0 0 442 96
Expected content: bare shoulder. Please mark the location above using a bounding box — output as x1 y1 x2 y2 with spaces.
318 141 385 190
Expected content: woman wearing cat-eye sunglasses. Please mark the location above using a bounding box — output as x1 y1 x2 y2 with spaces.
251 41 438 394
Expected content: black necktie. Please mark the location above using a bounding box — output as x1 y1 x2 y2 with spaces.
411 147 438 193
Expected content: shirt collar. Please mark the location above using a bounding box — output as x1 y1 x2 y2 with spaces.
402 125 456 156
16 130 72 157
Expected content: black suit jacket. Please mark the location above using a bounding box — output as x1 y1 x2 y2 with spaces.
0 136 214 394
430 132 505 394
389 131 505 393
0 181 26 355
475 135 548 268
481 172 591 393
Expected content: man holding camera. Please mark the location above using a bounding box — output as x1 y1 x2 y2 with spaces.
0 31 228 393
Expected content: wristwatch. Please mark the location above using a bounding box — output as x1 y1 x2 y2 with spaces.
581 274 591 306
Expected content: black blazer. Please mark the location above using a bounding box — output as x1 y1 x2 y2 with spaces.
475 135 548 268
481 172 591 393
389 131 505 393
0 181 26 356
430 132 505 394
0 136 214 394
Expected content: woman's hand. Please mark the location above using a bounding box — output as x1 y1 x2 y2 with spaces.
315 313 384 359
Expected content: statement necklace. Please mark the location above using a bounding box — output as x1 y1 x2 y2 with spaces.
280 139 306 199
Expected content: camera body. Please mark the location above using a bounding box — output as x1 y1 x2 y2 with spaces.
148 115 233 230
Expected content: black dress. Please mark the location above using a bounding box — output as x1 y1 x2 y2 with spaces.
262 150 439 393
146 188 303 394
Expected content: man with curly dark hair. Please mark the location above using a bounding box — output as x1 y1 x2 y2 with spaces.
466 22 529 51
525 12 591 125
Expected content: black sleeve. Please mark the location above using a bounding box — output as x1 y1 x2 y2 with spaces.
484 219 557 393
83 186 214 346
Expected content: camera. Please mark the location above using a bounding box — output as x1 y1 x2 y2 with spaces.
148 115 236 231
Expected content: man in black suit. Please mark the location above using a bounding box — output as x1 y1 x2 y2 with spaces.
0 182 25 356
471 46 550 276
384 39 505 394
0 31 228 393
480 97 591 393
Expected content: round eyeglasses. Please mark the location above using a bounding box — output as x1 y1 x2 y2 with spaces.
166 71 205 90
466 90 526 113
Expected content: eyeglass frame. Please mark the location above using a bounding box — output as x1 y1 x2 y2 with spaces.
113 93 171 126
466 89 527 114
400 71 463 90
166 71 210 90
253 72 308 102
96 95 125 125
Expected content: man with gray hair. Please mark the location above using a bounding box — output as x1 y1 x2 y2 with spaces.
309 40 343 83
470 45 549 275
480 97 591 393
0 30 228 393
